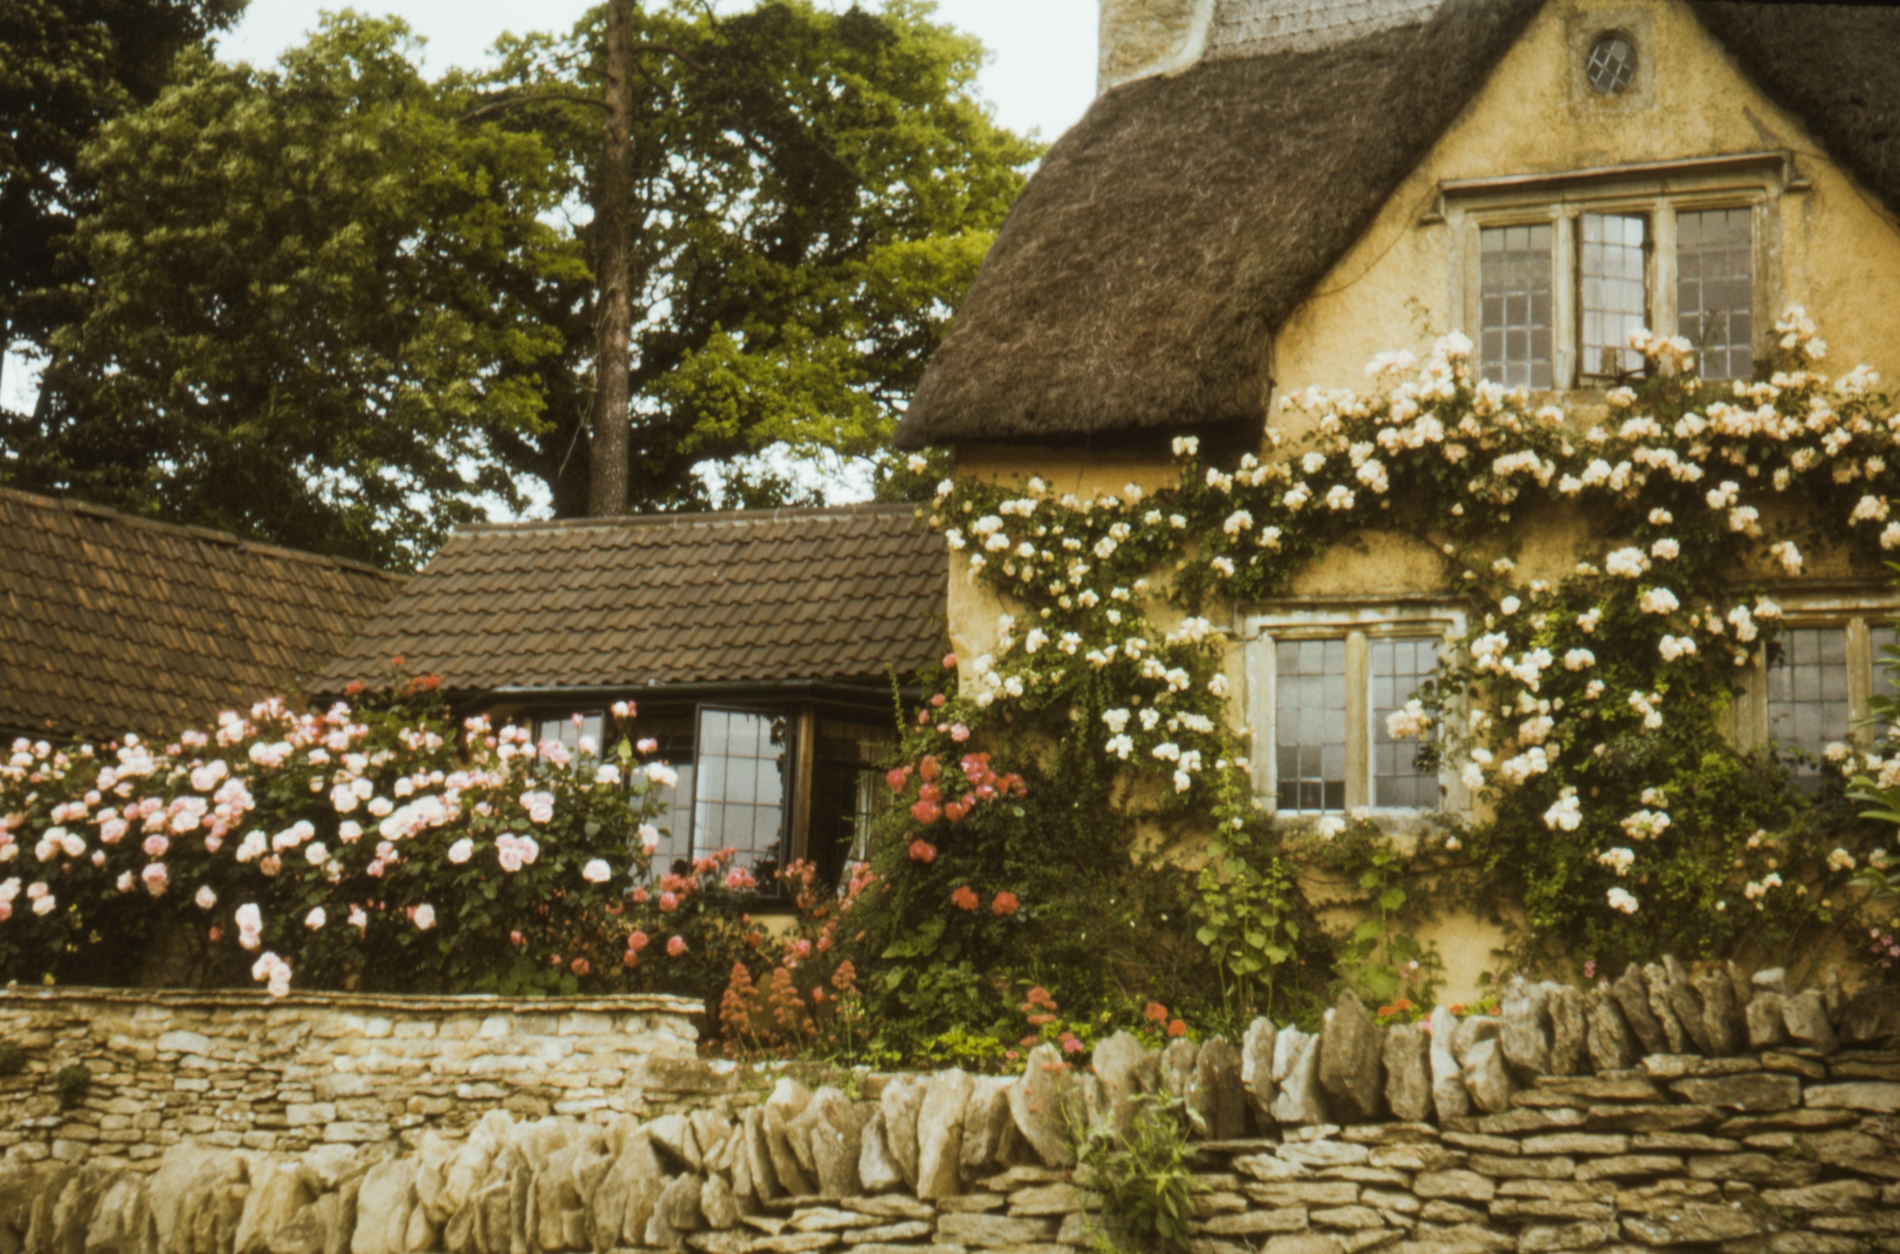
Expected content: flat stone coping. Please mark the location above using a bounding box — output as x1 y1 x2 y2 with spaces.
0 987 704 1016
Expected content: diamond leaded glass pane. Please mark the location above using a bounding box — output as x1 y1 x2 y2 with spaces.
1586 35 1636 95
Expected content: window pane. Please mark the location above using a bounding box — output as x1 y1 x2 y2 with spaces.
1371 637 1441 810
1768 627 1850 789
1276 639 1347 814
1579 213 1647 378
693 708 789 880
1479 223 1553 389
1676 208 1754 381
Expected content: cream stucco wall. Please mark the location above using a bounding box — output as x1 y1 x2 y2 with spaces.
947 0 1900 1000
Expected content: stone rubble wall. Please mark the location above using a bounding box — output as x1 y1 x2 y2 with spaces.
0 988 709 1167
0 961 1898 1254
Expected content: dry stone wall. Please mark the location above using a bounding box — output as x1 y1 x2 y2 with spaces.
1 963 1899 1254
0 988 709 1167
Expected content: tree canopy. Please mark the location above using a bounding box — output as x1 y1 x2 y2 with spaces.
0 0 245 385
1 0 1036 568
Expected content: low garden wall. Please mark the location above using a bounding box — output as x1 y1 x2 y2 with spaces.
0 987 709 1166
1 960 1898 1254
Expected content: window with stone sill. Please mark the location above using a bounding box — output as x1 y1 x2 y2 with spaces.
1243 604 1465 818
1730 600 1900 792
1442 154 1798 392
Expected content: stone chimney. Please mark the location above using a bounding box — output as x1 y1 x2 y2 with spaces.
1097 0 1218 93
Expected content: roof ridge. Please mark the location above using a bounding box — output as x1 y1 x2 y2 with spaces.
452 500 924 537
0 485 405 582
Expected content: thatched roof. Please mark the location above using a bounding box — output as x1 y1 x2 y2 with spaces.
895 0 1544 449
897 0 1900 449
1689 3 1900 226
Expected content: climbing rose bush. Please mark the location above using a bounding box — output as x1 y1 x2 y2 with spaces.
910 306 1900 993
0 693 746 996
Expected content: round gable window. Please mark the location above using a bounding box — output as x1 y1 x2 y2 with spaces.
1586 33 1637 95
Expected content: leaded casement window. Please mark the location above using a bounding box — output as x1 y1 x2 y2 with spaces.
1732 597 1900 789
1445 153 1797 390
1245 603 1464 819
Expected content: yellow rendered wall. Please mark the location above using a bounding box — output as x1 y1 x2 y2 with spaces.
945 0 1900 998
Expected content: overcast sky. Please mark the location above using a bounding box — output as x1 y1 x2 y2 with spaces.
0 0 1099 417
220 0 1099 144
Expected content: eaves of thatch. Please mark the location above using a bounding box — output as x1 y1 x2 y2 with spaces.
895 0 1900 451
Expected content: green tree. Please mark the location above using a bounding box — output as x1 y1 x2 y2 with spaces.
475 0 1038 517
13 18 584 567
3 1 1036 564
0 0 245 398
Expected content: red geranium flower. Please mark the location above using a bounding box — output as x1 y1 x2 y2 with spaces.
909 839 937 863
992 891 1019 916
950 885 979 911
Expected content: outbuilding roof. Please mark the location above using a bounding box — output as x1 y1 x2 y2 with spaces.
894 0 1900 449
318 503 947 696
0 488 405 741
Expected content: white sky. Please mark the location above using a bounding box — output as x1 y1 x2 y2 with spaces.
219 0 1098 145
2 0 1098 500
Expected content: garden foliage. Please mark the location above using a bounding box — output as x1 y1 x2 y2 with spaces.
4 310 1899 1060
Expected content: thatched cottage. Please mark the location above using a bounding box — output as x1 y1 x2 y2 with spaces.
895 0 1900 986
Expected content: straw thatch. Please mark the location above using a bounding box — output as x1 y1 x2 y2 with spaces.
1690 2 1900 224
897 0 1900 450
895 0 1544 449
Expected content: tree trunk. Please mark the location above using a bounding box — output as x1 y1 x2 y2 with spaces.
589 0 636 517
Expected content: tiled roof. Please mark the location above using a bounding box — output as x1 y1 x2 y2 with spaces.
319 504 948 694
0 488 407 742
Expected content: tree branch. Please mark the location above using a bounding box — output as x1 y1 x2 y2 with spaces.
459 92 607 123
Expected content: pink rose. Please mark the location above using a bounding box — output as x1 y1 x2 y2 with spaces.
666 935 686 957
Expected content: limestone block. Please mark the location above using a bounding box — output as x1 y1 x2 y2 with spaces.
235 1159 316 1254
879 1075 927 1186
1782 991 1840 1053
1545 986 1587 1079
960 1077 1014 1181
1271 1029 1328 1127
915 1070 974 1201
1090 1033 1157 1143
351 1158 418 1254
1317 995 1382 1124
1498 980 1552 1078
1006 1045 1079 1170
1194 1037 1247 1140
1609 966 1668 1058
1239 1018 1276 1131
1460 1039 1512 1114
763 1105 814 1198
857 1113 904 1195
1381 1024 1430 1124
1426 1008 1470 1122
1746 992 1790 1050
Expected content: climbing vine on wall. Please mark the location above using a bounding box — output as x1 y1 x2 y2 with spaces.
871 308 1900 1019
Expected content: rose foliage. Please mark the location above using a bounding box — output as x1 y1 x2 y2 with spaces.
0 686 765 998
856 307 1900 1047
